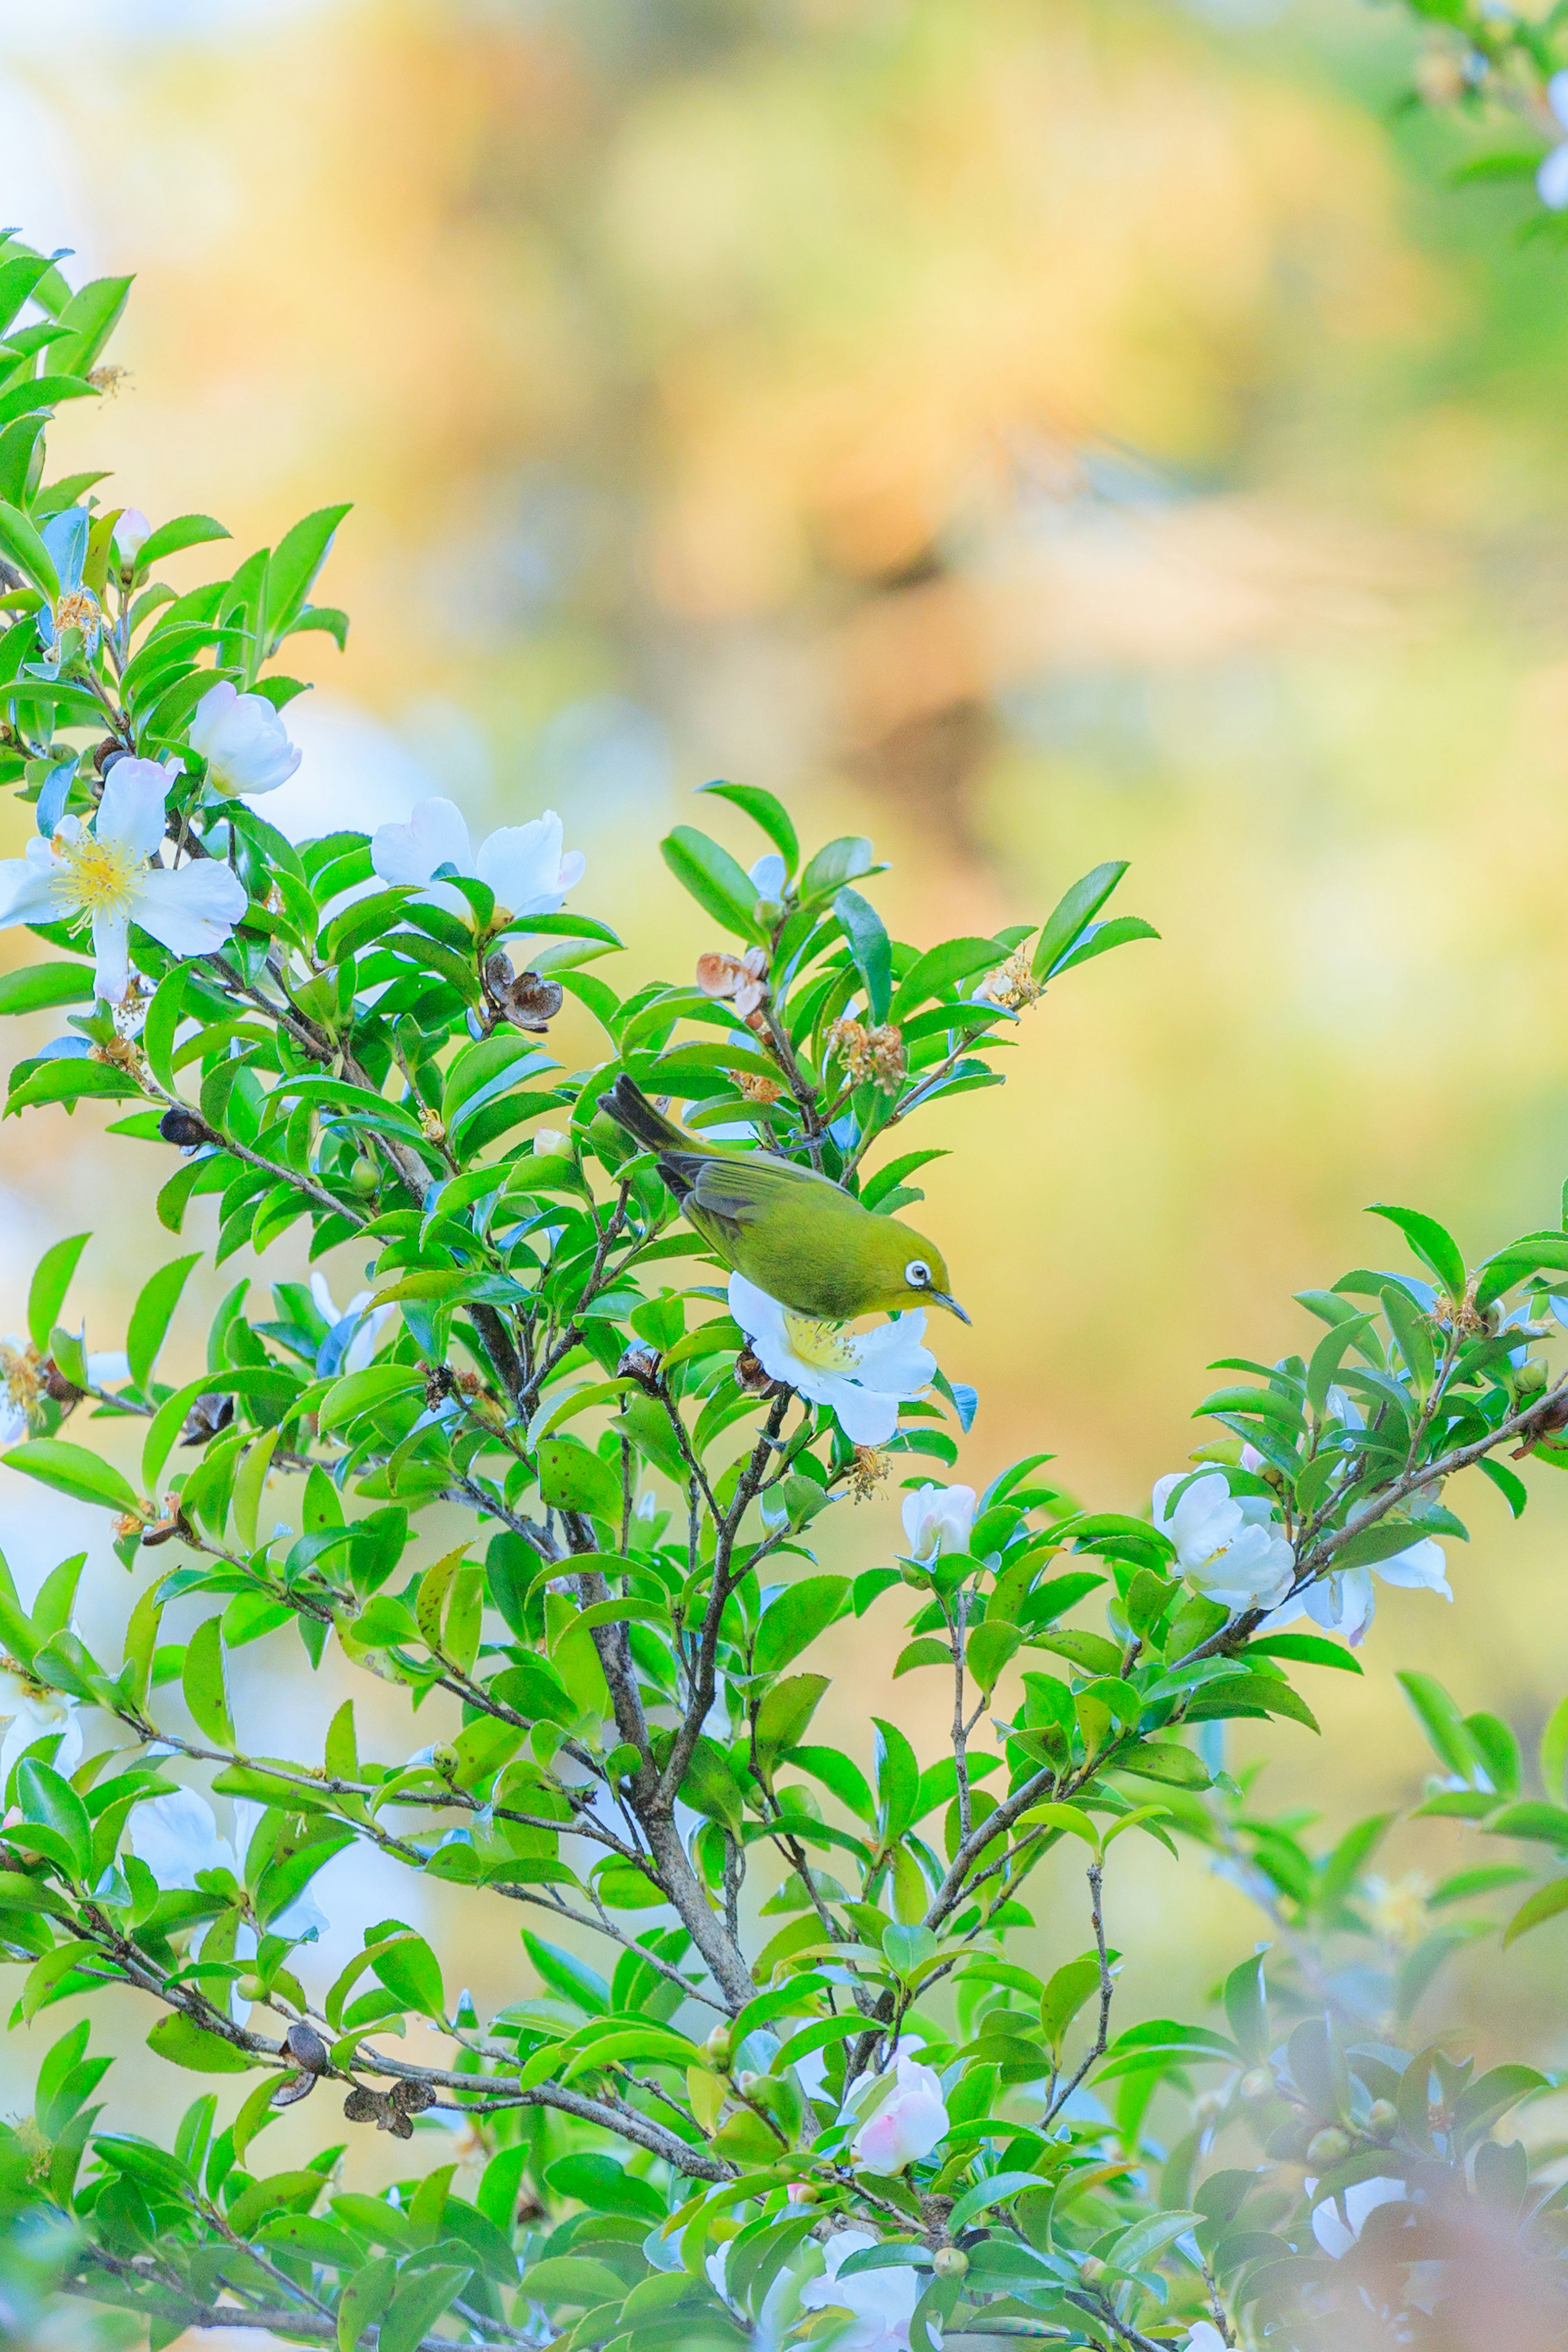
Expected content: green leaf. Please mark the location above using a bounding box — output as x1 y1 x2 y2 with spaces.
379 2266 473 2352
134 514 231 571
1331 1519 1436 1572
833 886 893 1025
1503 1877 1568 1948
126 1254 201 1392
337 2254 398 2352
28 1232 90 1353
264 503 352 648
1366 1203 1467 1302
966 1619 1023 1693
0 374 98 432
521 1932 609 2015
799 835 875 903
0 963 96 1016
753 1673 829 1768
946 2171 1048 2234
373 1933 446 2020
697 780 799 874
7 1058 142 1114
660 825 762 940
17 1760 90 1879
753 1576 851 1675
1120 1741 1212 1790
3 1439 137 1516
520 2256 628 2309
1398 1670 1481 1780
872 1716 920 1840
537 1434 622 1523
1031 860 1127 980
1040 1955 1102 2050
49 275 132 376
1541 1690 1568 1805
1247 1633 1363 1675
146 2013 254 2073
182 1617 234 1746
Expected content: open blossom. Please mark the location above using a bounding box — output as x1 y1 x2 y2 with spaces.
729 1272 934 1447
1183 2328 1228 2352
131 1789 328 1967
0 759 247 1004
799 2230 926 2352
371 797 583 929
189 680 303 798
1152 1469 1294 1611
0 1667 82 1782
311 1273 392 1378
1264 1534 1450 1649
1310 2175 1407 2258
850 2050 949 2172
901 1482 976 1562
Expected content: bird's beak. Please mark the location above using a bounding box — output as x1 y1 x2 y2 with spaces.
929 1292 971 1324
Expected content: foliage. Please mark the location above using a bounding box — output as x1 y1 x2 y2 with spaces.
2 236 1568 2352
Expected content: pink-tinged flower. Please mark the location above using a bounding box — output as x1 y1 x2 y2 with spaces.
112 508 151 561
189 680 303 798
370 797 583 930
697 945 768 1018
850 2050 948 2173
798 2231 927 2352
0 759 246 1003
901 1483 976 1562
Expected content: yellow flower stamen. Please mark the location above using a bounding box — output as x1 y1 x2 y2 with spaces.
50 826 143 922
781 1313 860 1373
0 1341 42 1421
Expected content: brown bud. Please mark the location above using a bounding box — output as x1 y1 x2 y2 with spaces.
617 1344 662 1390
158 1105 213 1151
37 1359 84 1405
285 2020 329 2074
180 1391 235 1446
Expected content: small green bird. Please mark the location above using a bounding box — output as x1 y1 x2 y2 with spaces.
603 1076 969 1325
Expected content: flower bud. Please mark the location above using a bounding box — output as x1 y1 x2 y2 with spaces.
1367 2098 1398 2135
933 2247 969 2280
1078 2255 1105 2287
1306 2127 1351 2167
1239 2067 1276 2105
236 1974 263 2004
704 2024 733 2071
737 2069 762 2098
349 1156 380 1196
432 1744 459 1777
1516 1358 1548 1396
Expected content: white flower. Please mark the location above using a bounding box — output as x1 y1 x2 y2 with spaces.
728 1272 935 1447
1540 74 1568 207
112 508 150 561
0 759 247 1004
901 1483 976 1562
798 2231 926 2352
750 853 788 901
1264 1534 1450 1650
849 2050 949 2172
188 680 303 799
1310 2174 1407 2258
310 1273 392 1376
0 1668 82 1783
1152 1470 1294 1612
370 797 584 931
1183 2328 1228 2352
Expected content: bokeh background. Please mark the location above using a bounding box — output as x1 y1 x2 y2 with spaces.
6 0 1568 2228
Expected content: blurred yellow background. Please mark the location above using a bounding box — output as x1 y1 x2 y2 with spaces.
6 0 1568 2208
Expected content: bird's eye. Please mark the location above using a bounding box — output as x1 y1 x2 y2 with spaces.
905 1258 931 1288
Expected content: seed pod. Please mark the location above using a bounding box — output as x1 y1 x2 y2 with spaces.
158 1104 213 1151
484 950 564 1033
617 1345 662 1390
343 2086 382 2124
180 1391 235 1446
390 2078 436 2114
270 2072 316 2109
285 2020 329 2074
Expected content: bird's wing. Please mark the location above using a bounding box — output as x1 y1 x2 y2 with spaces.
677 1152 840 1227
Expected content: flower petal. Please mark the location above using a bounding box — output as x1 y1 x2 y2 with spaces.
372 796 472 886
97 757 172 859
133 860 248 958
1539 143 1568 211
828 1383 901 1446
851 1311 934 1395
91 910 132 1004
476 810 574 918
0 844 64 929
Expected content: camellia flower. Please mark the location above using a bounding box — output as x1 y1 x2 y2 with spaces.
901 1482 977 1562
1264 1533 1450 1650
370 797 583 929
849 2049 949 2173
0 1665 82 1783
1310 2174 1407 2259
0 759 248 1004
1152 1469 1294 1612
1539 72 1568 209
798 2230 925 2352
533 1127 568 1156
112 508 151 563
1183 2327 1229 2352
188 679 303 799
728 1272 935 1447
310 1273 392 1378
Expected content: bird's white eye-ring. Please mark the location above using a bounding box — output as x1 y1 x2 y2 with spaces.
905 1258 932 1288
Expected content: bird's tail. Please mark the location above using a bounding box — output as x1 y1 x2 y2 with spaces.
601 1075 690 1155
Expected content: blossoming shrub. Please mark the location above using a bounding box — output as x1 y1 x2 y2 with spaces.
2 237 1568 2352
